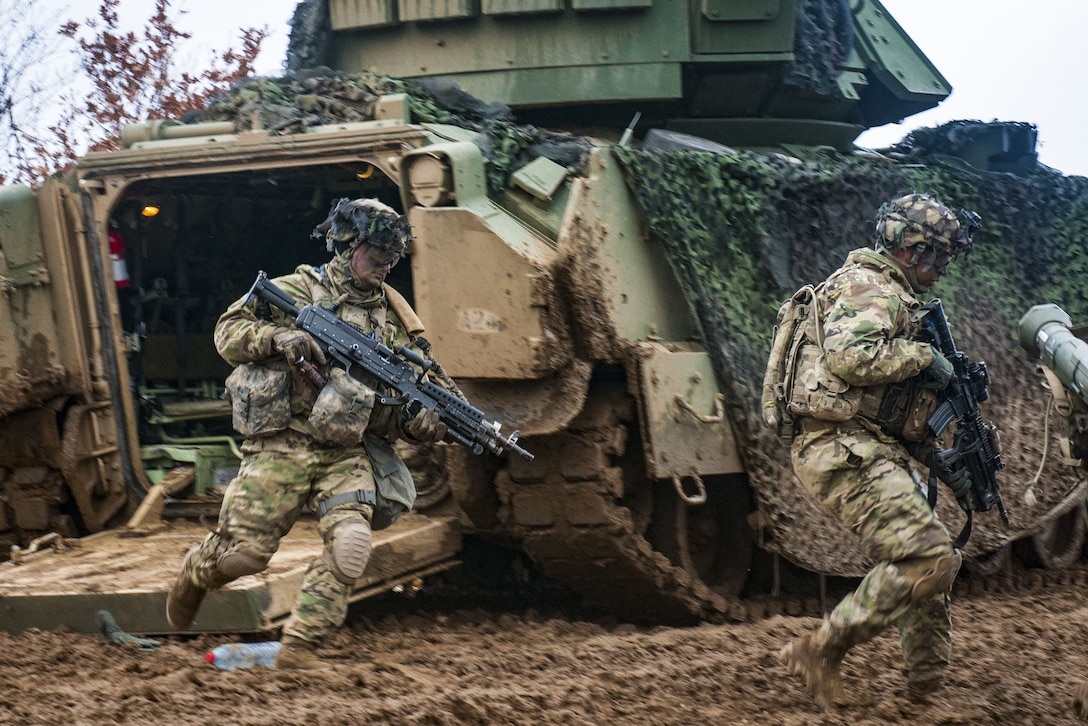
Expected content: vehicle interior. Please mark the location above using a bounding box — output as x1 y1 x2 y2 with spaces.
109 161 410 497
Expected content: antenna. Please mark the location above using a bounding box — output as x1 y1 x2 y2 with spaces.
618 112 642 147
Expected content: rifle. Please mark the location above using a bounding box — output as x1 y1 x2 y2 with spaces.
916 299 1007 545
244 271 533 461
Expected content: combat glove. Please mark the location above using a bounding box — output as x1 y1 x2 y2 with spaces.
919 345 954 390
404 407 447 443
936 460 972 500
272 328 326 367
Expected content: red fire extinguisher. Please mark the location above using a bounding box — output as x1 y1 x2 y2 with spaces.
108 225 130 289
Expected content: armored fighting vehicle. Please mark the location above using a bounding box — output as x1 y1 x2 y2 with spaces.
1 0 1084 634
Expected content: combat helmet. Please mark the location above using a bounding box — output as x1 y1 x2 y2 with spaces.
312 197 412 256
873 193 978 262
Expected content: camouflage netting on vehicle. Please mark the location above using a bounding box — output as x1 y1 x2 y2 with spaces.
784 0 855 98
285 0 331 71
614 132 1088 575
192 69 593 195
889 120 1040 172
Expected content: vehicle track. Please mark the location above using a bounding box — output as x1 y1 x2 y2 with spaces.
490 379 1088 624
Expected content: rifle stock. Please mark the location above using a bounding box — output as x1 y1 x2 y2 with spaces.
245 271 534 461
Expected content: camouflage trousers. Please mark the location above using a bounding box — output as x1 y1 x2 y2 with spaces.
177 428 376 648
792 419 956 685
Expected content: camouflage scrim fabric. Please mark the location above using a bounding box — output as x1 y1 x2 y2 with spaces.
314 198 412 256
611 141 1088 573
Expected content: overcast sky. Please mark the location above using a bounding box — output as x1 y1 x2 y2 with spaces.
35 1 1088 177
856 0 1088 177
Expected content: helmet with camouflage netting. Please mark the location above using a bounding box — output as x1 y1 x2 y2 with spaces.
873 193 977 260
312 197 412 256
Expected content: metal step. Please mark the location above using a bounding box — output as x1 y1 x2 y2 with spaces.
0 512 460 635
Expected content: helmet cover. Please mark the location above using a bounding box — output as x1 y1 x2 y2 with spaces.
873 193 976 259
312 198 412 256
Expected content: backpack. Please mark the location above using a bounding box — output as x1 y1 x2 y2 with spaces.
761 285 817 439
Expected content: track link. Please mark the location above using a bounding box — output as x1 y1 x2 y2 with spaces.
494 387 785 623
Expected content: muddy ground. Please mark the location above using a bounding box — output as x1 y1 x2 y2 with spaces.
3 564 1088 726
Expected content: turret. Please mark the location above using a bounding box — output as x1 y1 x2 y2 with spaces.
289 0 950 150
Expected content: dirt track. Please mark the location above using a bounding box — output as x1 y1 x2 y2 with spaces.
3 569 1088 726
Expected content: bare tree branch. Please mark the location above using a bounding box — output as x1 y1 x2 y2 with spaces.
1 0 268 186
0 0 74 185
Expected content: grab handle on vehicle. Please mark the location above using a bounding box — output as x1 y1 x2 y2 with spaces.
672 474 707 506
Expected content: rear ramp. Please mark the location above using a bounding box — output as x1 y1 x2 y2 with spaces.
0 513 460 635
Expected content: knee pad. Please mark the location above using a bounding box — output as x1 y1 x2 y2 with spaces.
326 517 373 585
897 550 961 602
215 538 270 580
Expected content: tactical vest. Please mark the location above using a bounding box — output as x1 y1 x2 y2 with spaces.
762 284 937 442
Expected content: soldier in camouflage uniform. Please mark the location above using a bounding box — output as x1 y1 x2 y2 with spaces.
778 193 978 707
166 198 447 669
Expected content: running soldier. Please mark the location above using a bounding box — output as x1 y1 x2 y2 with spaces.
166 198 446 668
775 193 978 706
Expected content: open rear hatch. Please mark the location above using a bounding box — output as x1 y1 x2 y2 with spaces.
0 512 459 635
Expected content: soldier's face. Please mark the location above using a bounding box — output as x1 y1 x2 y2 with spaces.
914 245 952 290
350 243 401 290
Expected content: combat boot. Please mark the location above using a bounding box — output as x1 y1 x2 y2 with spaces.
166 569 206 630
779 624 847 709
275 642 325 670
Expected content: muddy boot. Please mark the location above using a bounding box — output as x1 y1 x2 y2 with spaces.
779 626 847 709
275 642 324 670
166 570 207 630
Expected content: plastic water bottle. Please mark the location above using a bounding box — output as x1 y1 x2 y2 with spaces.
205 641 282 670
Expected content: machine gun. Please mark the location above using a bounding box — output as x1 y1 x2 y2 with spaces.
244 271 533 461
916 299 1008 541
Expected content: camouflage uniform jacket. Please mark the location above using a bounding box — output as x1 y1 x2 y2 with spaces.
816 248 938 428
214 254 422 442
